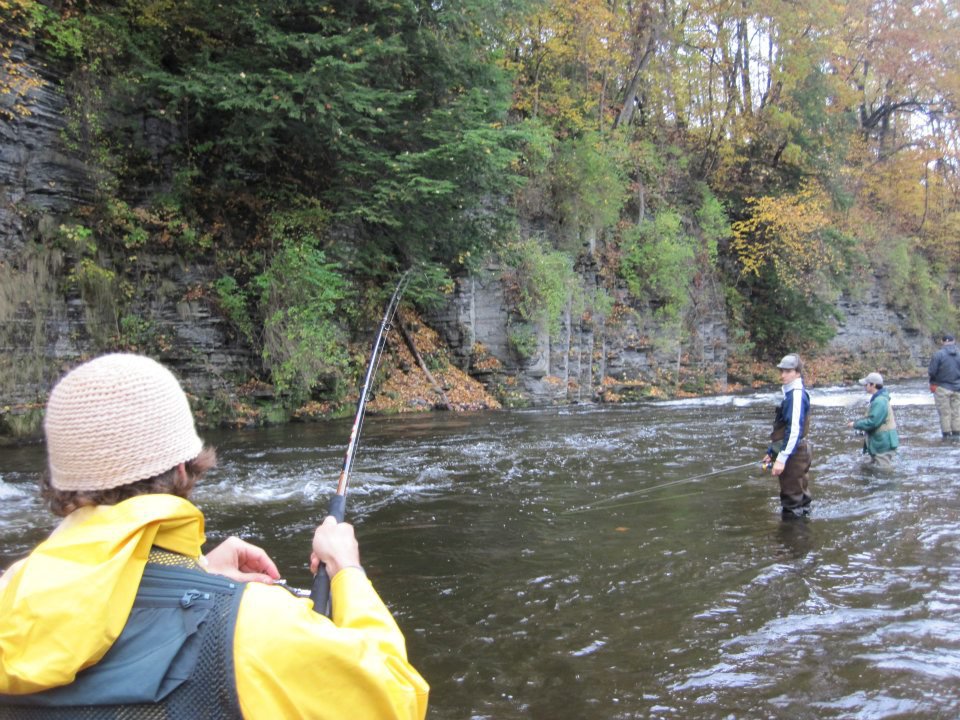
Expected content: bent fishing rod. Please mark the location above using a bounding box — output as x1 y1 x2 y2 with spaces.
311 270 411 616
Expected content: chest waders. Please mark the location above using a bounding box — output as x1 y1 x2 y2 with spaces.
769 390 813 513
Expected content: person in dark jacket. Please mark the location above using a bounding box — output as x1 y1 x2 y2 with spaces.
929 333 960 440
848 372 899 470
761 353 812 518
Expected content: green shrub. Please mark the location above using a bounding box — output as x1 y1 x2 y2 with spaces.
876 235 954 331
255 236 349 401
550 132 629 250
213 275 255 346
619 209 696 320
501 238 578 337
507 321 539 360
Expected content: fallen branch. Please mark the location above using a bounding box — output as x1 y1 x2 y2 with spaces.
397 317 452 410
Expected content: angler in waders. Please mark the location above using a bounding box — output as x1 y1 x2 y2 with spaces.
0 353 428 719
848 371 899 470
761 353 813 519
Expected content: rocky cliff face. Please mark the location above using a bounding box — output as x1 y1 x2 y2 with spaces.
0 43 937 442
828 284 933 369
0 42 734 418
0 46 94 263
429 262 729 405
1 41 257 433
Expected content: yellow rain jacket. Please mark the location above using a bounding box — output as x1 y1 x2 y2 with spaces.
0 494 429 719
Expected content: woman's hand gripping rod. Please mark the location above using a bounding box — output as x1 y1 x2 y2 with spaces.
311 271 410 616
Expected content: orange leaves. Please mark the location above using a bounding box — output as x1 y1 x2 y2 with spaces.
731 181 836 296
363 310 501 415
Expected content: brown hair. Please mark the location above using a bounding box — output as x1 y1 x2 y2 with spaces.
41 446 217 517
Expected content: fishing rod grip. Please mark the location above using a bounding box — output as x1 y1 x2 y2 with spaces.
310 494 347 616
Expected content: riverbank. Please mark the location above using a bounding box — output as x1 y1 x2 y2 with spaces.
0 328 926 447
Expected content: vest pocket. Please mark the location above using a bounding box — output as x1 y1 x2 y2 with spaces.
9 566 225 707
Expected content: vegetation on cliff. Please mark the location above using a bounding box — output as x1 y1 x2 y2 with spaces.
1 0 958 427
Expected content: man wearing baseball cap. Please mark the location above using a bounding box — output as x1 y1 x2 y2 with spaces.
848 372 899 469
761 353 813 518
929 333 960 440
0 353 429 718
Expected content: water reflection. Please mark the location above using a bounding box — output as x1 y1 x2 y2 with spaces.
2 379 958 718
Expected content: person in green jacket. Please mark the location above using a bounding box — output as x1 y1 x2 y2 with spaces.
847 372 899 470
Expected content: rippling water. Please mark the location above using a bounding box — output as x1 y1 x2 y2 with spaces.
2 379 959 719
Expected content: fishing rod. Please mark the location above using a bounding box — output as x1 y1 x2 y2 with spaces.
565 460 760 515
311 270 411 615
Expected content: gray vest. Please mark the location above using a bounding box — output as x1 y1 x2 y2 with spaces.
0 560 244 719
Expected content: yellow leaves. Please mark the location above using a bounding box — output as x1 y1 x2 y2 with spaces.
502 0 630 130
731 181 836 296
0 0 44 119
859 147 935 231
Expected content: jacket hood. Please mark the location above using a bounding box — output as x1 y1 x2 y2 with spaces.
947 344 958 356
0 494 205 695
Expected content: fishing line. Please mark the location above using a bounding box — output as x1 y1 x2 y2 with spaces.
564 460 759 515
584 485 744 513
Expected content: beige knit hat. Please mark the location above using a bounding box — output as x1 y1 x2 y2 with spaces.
44 354 204 491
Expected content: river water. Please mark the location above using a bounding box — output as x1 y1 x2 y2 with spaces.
2 378 959 719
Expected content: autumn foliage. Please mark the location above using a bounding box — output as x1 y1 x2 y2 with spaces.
1 0 958 416
731 182 836 297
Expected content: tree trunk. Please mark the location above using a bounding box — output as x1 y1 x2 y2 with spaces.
613 2 660 130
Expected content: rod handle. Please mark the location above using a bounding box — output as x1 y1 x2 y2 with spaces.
310 494 347 616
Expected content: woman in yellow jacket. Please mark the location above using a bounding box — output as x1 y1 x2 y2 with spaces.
0 354 429 719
